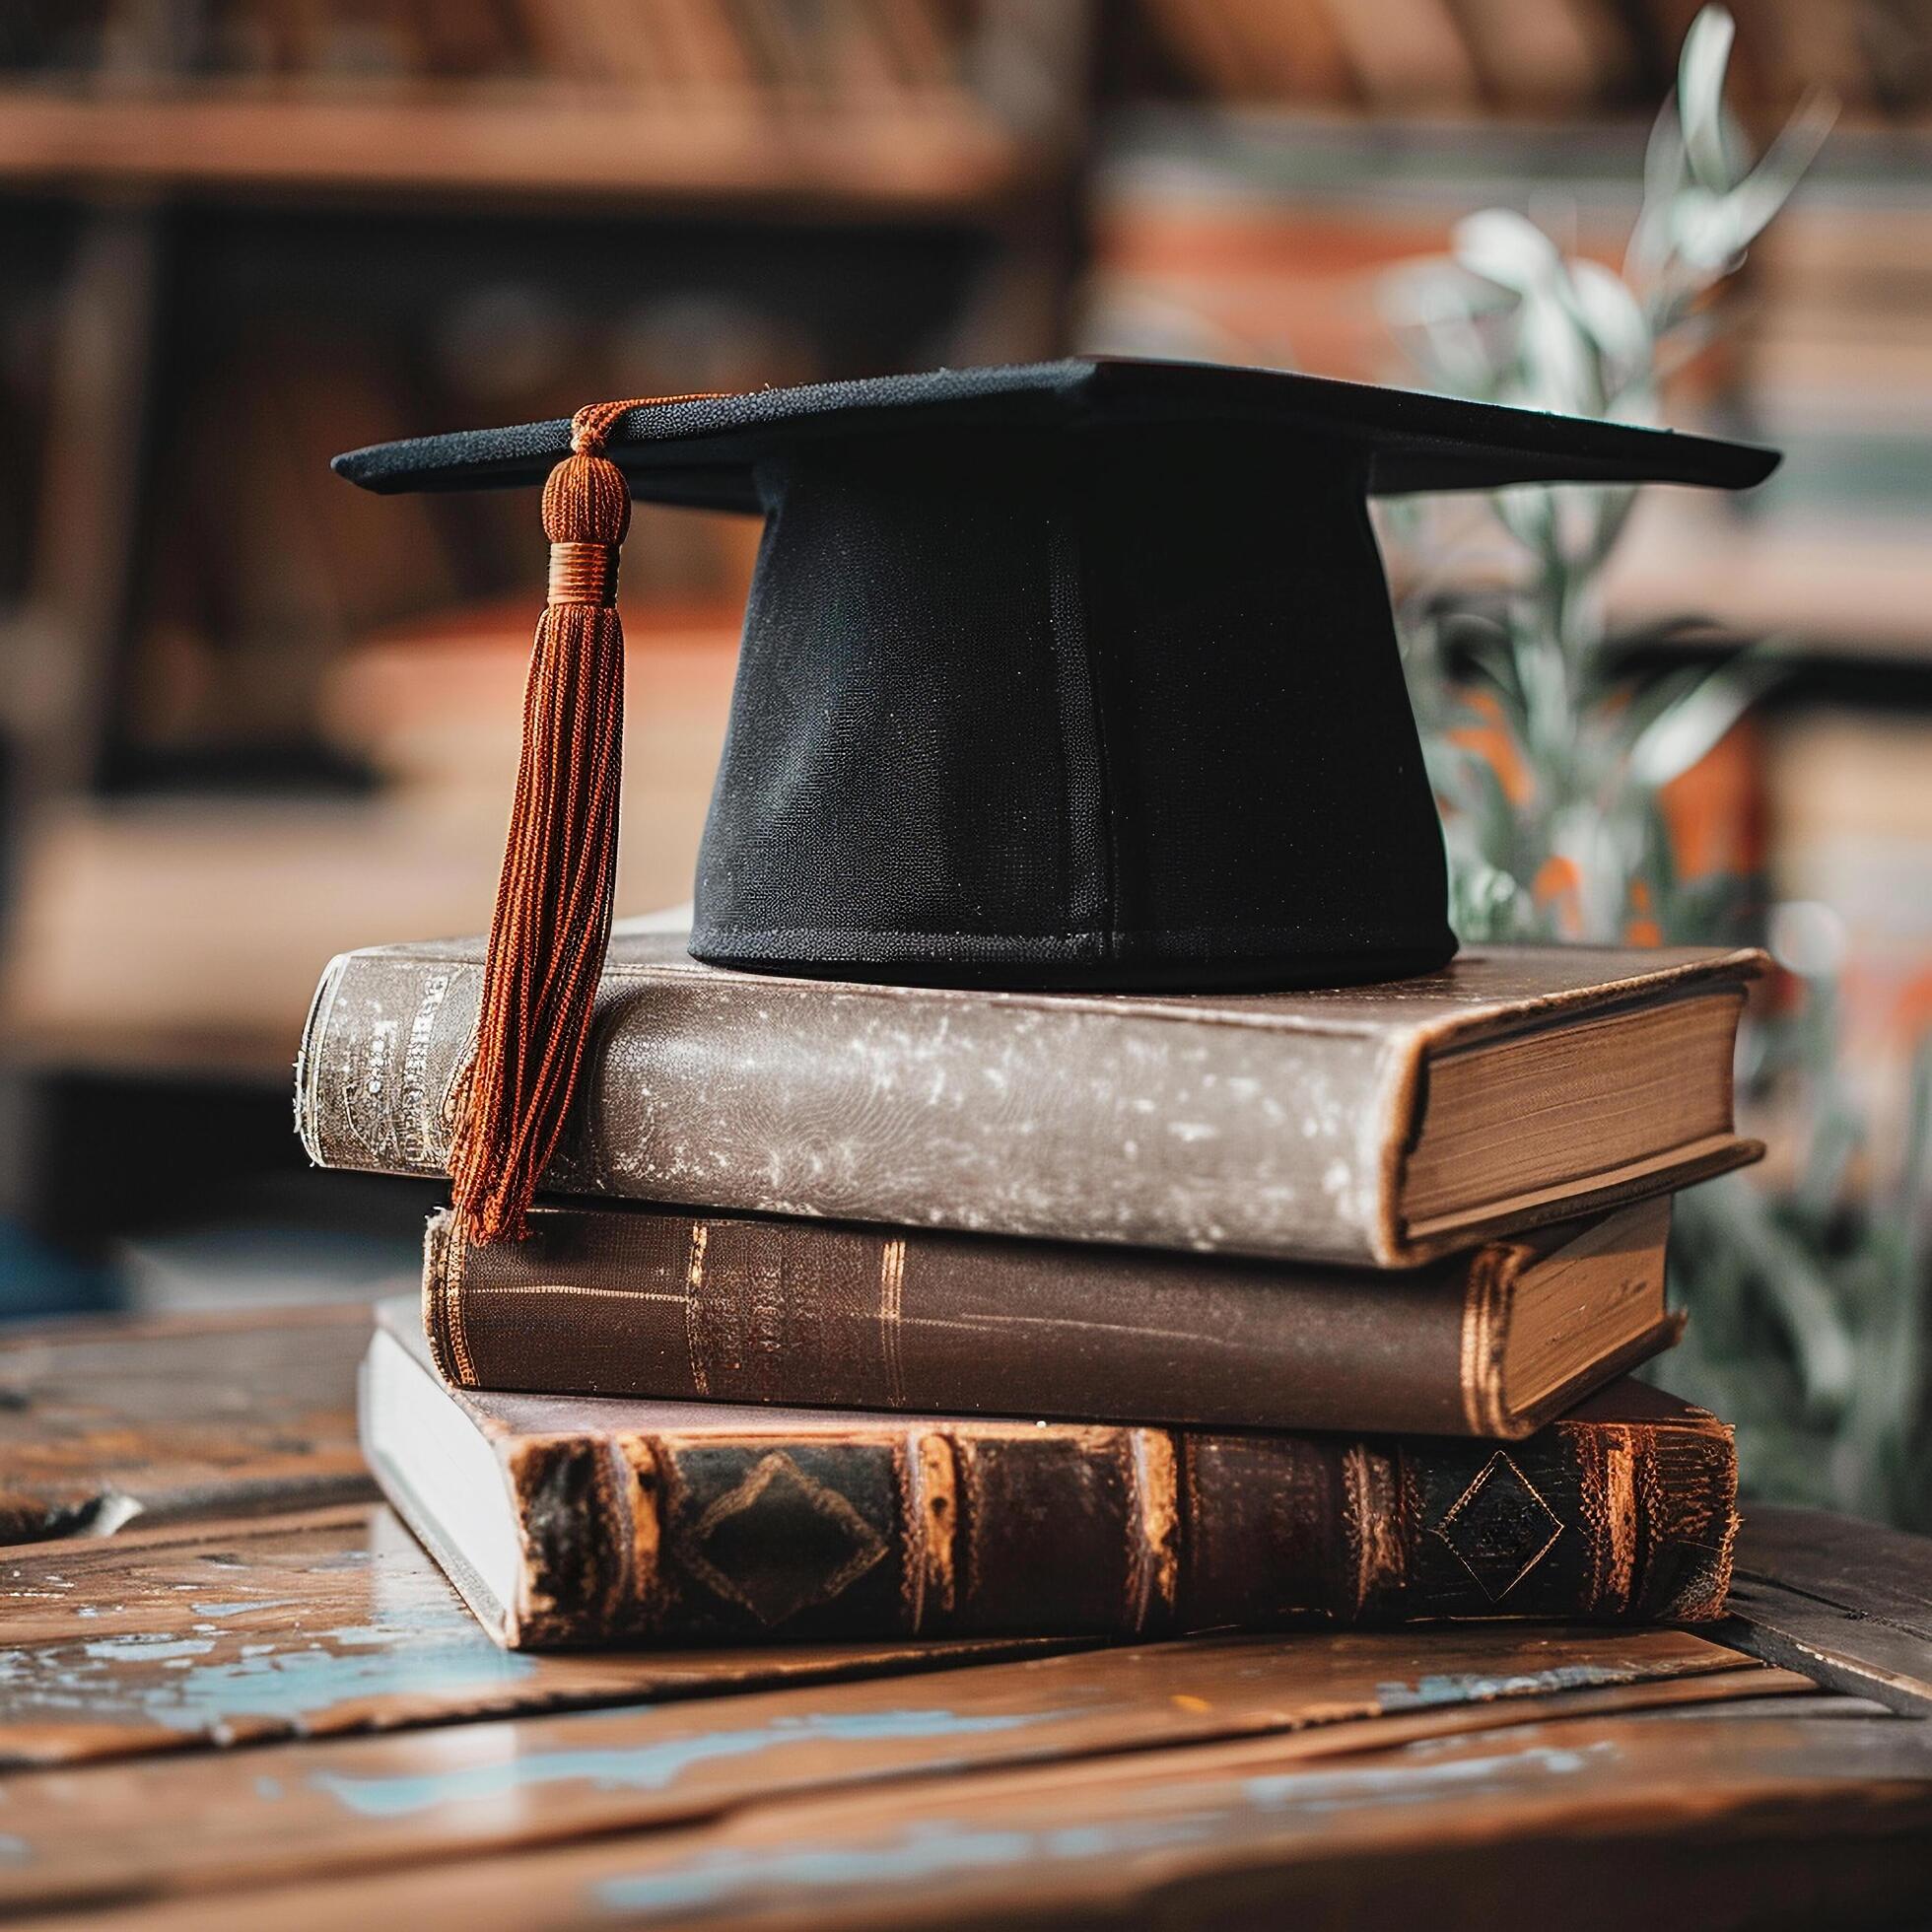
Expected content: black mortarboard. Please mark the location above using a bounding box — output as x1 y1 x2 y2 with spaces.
334 358 1777 1243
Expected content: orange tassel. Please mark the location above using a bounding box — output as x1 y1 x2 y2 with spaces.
449 401 641 1245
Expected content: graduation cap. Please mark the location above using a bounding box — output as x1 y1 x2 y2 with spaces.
334 358 1778 1243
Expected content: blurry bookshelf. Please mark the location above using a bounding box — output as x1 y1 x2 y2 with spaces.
0 0 1092 786
1 0 1928 1308
0 0 1096 1297
0 0 1074 205
1120 0 1932 125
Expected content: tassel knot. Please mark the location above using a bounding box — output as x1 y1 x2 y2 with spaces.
541 446 631 546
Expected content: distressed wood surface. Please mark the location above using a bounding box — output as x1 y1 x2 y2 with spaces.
0 1503 1073 1765
0 1626 1800 1914
23 1703 1931 1931
0 1307 373 1544
1723 1504 1932 1716
2 1307 1930 1929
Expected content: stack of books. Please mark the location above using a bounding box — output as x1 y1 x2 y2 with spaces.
300 923 1762 1648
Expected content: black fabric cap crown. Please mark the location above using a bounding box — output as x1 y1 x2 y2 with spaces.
335 358 1778 991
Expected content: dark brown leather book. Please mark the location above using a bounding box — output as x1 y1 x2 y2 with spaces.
300 926 1762 1267
424 1197 1681 1440
361 1298 1737 1651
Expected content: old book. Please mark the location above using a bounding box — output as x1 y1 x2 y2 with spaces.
424 1197 1681 1440
301 928 1762 1267
361 1298 1737 1650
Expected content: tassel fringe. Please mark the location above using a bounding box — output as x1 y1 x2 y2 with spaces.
449 405 638 1245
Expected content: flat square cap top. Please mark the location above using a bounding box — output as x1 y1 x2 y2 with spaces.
332 357 1778 510
332 355 1783 1246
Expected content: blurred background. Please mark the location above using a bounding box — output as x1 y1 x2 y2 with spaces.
0 0 1925 1518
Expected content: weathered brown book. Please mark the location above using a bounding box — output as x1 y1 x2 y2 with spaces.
424 1197 1681 1440
361 1299 1737 1650
301 928 1762 1267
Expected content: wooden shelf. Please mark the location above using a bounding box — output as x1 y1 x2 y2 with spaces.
0 83 1049 214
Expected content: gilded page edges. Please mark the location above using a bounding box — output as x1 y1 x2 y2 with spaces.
1506 1310 1688 1442
1384 955 1763 1269
1394 947 1767 1065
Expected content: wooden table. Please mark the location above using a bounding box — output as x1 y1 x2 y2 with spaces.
2 1305 1929 1929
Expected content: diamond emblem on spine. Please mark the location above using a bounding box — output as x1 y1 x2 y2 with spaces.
682 1451 889 1627
1431 1451 1564 1602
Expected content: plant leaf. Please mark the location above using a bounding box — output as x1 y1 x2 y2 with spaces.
1719 88 1837 254
1566 260 1652 392
1452 209 1563 296
1627 102 1687 284
1679 6 1738 193
1627 652 1784 786
1697 1176 1857 1418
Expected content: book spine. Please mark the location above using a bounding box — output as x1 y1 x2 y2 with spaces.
426 1206 1489 1436
298 946 1404 1265
495 1405 1737 1647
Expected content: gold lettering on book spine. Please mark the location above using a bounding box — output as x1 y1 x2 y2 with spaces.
877 1238 907 1407
908 1430 959 1628
683 1222 711 1397
1595 1425 1639 1614
1344 1442 1406 1617
1127 1429 1180 1634
614 1433 662 1626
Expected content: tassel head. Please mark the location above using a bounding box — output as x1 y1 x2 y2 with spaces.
542 443 631 548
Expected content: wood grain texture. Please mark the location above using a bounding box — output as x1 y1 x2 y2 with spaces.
0 1504 1073 1766
0 1310 1926 1930
28 1704 1931 1930
1723 1504 1932 1716
0 1626 1794 1913
0 1307 373 1545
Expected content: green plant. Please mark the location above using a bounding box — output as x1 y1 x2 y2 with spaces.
1381 5 1828 948
1667 994 1931 1521
1381 8 1931 1525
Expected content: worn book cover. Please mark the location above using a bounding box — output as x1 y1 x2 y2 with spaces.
361 1299 1738 1650
301 926 1762 1266
424 1197 1682 1439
